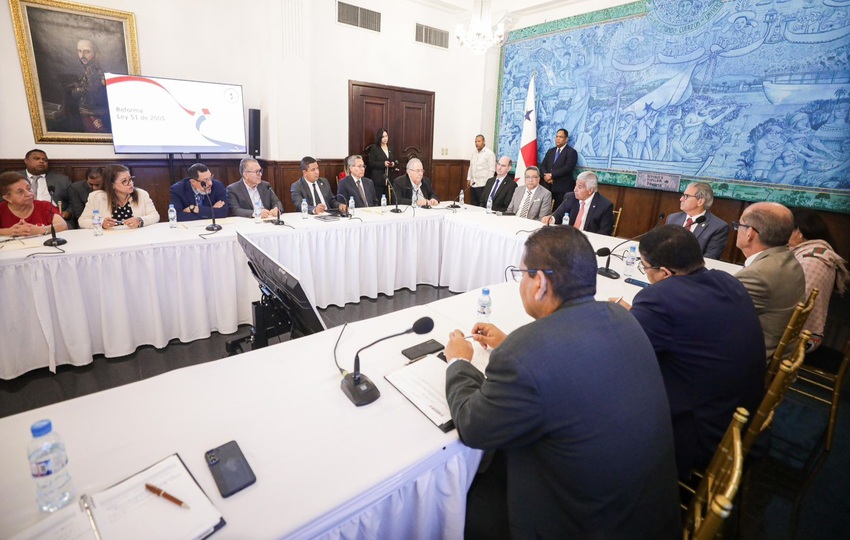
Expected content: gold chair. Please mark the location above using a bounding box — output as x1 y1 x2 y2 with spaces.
683 408 748 540
612 207 623 237
765 288 818 387
744 330 811 456
790 337 850 451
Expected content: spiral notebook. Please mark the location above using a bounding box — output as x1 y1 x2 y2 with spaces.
12 454 224 540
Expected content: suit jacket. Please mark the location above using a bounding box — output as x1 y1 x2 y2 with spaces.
629 268 766 478
736 246 807 359
446 298 680 538
667 211 730 260
337 175 378 207
226 179 282 218
392 174 439 205
505 186 552 220
538 145 578 193
552 192 615 235
20 170 71 215
366 145 397 184
68 181 94 224
78 188 160 228
479 174 516 213
290 177 341 213
169 178 228 222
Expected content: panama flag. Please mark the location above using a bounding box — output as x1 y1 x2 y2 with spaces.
515 73 537 183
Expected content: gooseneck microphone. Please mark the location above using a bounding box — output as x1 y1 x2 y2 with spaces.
389 183 402 214
43 223 67 247
200 180 222 232
341 316 435 406
596 213 667 279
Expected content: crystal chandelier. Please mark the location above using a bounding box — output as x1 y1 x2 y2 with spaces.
456 0 506 54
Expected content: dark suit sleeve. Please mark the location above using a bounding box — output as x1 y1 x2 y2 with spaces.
551 147 577 179
291 181 308 212
539 148 555 175
552 200 569 224
265 183 282 212
69 184 87 221
170 182 187 213
597 198 615 236
423 178 439 202
393 176 412 205
629 288 674 356
479 178 495 208
703 220 730 260
204 181 228 219
227 184 253 217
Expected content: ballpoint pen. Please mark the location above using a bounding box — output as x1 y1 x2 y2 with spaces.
145 483 190 509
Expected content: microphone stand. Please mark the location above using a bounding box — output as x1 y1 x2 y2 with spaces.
43 223 67 247
596 213 666 279
200 181 222 232
389 182 402 214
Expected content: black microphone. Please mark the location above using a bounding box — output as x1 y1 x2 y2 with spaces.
335 193 351 218
389 182 402 214
43 223 67 247
200 180 222 232
447 189 461 209
341 316 435 406
596 213 666 279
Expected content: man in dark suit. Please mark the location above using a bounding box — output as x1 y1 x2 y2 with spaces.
169 163 228 222
735 202 806 359
479 155 516 213
544 171 614 235
445 226 680 539
68 166 103 226
615 225 765 479
291 156 346 214
19 149 72 223
538 128 578 209
392 158 439 206
666 182 730 259
337 155 378 208
226 157 282 218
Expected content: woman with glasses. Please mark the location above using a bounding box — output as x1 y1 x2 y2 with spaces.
0 171 68 237
79 165 159 229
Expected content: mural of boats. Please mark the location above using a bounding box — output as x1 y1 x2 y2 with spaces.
783 22 850 44
762 71 850 104
582 154 715 177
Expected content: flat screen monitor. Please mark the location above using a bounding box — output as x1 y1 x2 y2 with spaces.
236 232 327 338
105 73 246 154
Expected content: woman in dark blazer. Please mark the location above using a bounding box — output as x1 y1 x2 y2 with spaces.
367 128 398 201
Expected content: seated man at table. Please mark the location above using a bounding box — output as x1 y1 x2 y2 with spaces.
392 158 439 207
504 166 552 220
543 170 614 235
226 158 281 218
337 155 378 208
735 202 806 359
68 166 103 227
612 225 765 479
666 182 730 259
445 226 680 539
291 156 346 214
479 155 516 213
170 163 228 222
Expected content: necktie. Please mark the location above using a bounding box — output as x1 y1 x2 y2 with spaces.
490 178 502 201
683 217 694 230
311 183 320 206
32 175 43 196
520 189 532 218
413 187 420 204
574 200 585 229
555 147 561 162
357 180 368 206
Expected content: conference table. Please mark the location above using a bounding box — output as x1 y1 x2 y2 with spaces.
0 209 743 538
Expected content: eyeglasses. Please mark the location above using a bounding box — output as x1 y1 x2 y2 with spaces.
245 169 263 175
680 193 700 200
507 266 554 282
408 168 424 173
732 221 759 234
119 176 135 186
637 262 661 275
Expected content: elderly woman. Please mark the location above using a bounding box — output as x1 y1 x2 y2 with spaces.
788 208 849 350
79 165 159 229
0 171 67 236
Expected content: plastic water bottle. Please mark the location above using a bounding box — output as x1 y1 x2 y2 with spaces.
477 288 492 322
253 200 263 224
624 245 637 278
562 212 570 226
458 190 464 208
168 204 177 228
348 196 355 216
381 194 387 213
28 419 75 513
486 197 493 214
92 210 103 236
301 199 308 219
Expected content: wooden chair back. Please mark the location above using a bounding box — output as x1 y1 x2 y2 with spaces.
612 207 623 237
792 337 850 451
766 288 818 386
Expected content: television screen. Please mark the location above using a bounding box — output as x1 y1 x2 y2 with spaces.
105 73 247 154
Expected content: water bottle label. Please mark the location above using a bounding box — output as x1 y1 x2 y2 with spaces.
30 454 66 477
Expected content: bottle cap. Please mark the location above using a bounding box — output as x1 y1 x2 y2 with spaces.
482 288 490 295
169 204 175 208
31 419 52 437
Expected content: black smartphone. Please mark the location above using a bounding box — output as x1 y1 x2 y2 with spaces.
624 277 650 288
401 339 444 361
205 440 256 498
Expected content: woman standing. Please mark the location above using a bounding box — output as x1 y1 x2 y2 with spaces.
0 171 67 236
367 128 398 202
78 165 159 229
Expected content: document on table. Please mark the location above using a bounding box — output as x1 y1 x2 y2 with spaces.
11 454 224 540
385 354 455 432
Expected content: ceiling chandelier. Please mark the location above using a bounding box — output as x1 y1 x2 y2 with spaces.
455 0 506 54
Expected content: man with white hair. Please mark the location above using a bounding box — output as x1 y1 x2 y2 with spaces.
666 182 730 259
392 158 439 207
543 170 614 235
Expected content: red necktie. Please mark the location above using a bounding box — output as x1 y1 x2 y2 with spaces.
683 217 693 230
574 201 585 229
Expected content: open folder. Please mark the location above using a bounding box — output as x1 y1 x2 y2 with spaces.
385 354 456 432
12 454 224 540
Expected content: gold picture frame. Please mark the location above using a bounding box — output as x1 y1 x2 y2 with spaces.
9 0 140 143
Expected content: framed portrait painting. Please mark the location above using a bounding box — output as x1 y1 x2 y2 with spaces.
9 0 140 143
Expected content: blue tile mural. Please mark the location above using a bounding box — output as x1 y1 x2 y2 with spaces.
496 0 850 213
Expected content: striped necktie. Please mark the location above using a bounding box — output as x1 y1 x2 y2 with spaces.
520 190 532 218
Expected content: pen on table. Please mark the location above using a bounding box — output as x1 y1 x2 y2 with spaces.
613 296 623 305
145 483 190 509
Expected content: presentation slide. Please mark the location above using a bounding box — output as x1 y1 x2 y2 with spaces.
105 73 247 154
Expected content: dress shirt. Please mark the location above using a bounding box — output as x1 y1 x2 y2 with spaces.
307 180 326 207
467 147 496 188
244 179 261 207
576 192 595 230
28 173 51 202
683 211 706 232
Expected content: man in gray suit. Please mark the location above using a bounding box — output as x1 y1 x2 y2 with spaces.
19 149 72 222
226 157 282 218
666 182 730 259
290 156 346 215
505 166 552 220
444 226 680 538
735 202 806 359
